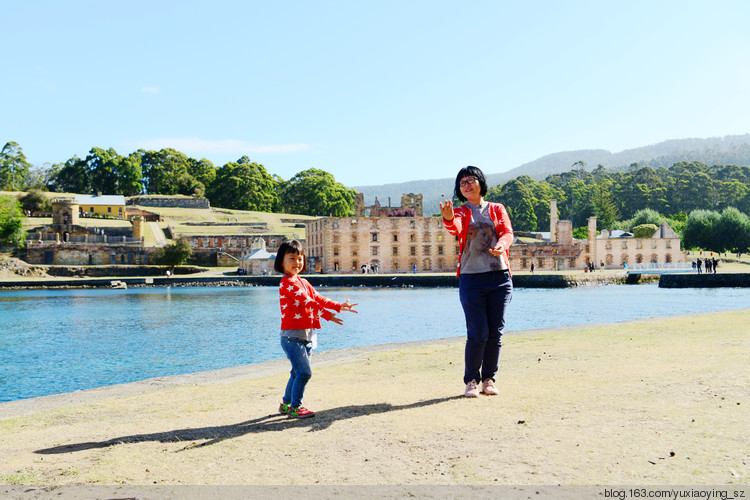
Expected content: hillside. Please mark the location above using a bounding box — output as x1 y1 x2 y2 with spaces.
353 134 750 216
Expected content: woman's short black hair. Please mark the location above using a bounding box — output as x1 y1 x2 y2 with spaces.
454 165 488 202
274 239 307 274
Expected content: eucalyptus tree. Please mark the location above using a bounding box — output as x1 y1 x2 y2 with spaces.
0 142 32 191
278 168 355 217
208 159 278 211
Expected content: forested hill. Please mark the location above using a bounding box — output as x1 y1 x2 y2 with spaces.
353 134 750 216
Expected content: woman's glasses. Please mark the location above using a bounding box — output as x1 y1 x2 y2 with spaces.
459 176 478 187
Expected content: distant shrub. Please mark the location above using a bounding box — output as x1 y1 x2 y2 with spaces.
633 224 658 238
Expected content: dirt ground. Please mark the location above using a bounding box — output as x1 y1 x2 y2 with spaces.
0 310 748 496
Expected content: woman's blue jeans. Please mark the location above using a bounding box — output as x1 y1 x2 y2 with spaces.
280 337 313 408
459 270 513 384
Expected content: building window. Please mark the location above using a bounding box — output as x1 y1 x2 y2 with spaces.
666 240 672 249
438 245 444 255
392 246 398 255
410 234 416 242
371 232 378 242
437 234 444 242
371 246 378 256
352 233 358 242
108 207 112 213
333 233 340 243
410 246 416 256
622 241 628 250
423 245 431 254
392 261 399 270
410 220 416 229
333 247 339 256
423 233 430 242
352 248 358 256
605 241 612 250
333 221 339 229
333 261 340 271
393 234 398 242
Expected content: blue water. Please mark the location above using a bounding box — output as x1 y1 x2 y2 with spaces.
1 284 748 402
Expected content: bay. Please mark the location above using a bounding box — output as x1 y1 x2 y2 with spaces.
0 284 747 402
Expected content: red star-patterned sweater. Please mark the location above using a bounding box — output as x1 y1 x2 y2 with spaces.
279 274 342 330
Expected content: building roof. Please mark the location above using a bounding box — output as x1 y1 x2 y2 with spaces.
597 229 633 239
240 248 276 261
653 222 680 239
75 195 126 206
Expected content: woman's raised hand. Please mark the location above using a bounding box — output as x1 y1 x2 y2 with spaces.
439 199 454 221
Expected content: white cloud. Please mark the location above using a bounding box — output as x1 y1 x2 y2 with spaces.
141 86 160 94
125 137 310 155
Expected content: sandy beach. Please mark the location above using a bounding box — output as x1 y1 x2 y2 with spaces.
0 309 748 498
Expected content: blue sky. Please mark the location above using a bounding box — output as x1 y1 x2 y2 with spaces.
3 1 750 187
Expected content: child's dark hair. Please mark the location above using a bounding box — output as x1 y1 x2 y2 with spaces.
274 239 307 274
454 165 488 202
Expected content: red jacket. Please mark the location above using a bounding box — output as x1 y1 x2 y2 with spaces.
443 202 514 277
279 274 342 330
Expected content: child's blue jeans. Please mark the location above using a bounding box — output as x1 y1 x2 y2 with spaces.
280 337 313 408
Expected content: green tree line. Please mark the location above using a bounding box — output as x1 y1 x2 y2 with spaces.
485 161 750 253
1 142 356 217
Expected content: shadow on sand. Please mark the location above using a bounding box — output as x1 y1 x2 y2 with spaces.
35 395 463 455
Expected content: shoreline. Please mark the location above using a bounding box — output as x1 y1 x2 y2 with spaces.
0 271 658 289
2 307 747 419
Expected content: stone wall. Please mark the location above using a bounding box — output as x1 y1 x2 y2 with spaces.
128 196 210 209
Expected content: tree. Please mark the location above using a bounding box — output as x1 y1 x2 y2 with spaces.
49 156 90 194
86 147 120 194
683 209 720 250
157 237 192 270
629 208 663 228
20 189 51 213
715 207 750 253
487 178 537 231
591 181 619 230
187 158 216 197
0 142 32 191
141 149 196 195
0 195 26 248
117 152 143 196
208 160 278 211
278 168 355 217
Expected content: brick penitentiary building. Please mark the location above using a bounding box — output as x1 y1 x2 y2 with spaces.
305 193 459 273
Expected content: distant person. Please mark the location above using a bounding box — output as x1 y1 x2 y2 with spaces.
696 259 702 274
530 262 535 273
441 166 513 398
712 258 718 274
275 240 358 418
692 261 697 272
705 258 712 274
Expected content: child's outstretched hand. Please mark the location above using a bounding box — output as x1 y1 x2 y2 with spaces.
340 299 358 314
329 313 344 325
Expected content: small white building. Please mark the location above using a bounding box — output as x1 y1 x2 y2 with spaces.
238 238 276 275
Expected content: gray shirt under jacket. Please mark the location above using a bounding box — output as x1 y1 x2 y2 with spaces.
459 201 508 275
280 329 316 346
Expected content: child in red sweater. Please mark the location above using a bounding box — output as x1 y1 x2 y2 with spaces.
274 240 357 418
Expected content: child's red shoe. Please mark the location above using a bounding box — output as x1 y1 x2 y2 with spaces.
288 406 315 418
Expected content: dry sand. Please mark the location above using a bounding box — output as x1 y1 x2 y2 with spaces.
0 309 748 497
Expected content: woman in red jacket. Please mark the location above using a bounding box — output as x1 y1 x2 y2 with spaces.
440 166 514 398
275 240 357 418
